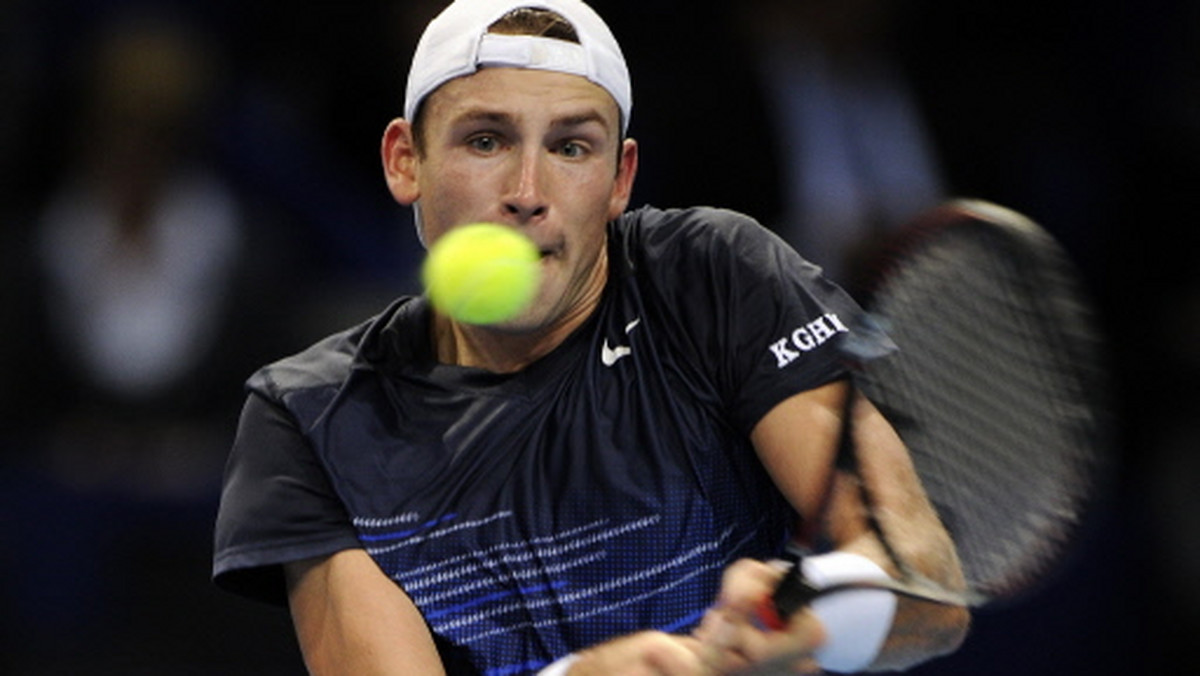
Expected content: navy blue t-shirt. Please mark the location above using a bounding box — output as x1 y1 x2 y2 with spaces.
213 206 868 675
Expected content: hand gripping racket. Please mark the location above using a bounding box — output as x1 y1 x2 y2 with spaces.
763 199 1111 625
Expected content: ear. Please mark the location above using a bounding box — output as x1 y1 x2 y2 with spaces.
381 118 420 205
607 137 639 220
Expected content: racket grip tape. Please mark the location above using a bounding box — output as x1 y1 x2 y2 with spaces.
759 564 823 630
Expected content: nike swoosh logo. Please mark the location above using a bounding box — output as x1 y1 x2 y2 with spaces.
601 318 641 367
601 339 632 366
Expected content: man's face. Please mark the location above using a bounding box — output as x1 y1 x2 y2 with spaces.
411 67 636 331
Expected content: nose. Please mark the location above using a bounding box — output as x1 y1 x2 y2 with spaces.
503 148 548 223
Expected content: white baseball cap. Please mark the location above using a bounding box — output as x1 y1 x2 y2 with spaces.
404 0 632 133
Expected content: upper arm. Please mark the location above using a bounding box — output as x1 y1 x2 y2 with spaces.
748 380 846 531
285 549 447 676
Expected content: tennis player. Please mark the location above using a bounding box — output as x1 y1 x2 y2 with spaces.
213 1 969 673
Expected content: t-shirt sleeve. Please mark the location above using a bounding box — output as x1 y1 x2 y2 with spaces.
722 224 869 433
638 207 879 436
212 392 362 605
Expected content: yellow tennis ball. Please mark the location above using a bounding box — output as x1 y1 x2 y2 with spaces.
421 223 541 325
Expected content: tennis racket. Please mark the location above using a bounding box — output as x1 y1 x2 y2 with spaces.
763 198 1110 624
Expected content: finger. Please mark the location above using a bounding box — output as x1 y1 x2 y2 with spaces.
781 608 826 656
694 609 751 673
793 656 822 674
716 559 786 615
677 634 738 675
735 652 822 675
724 607 827 666
573 631 716 676
693 609 731 647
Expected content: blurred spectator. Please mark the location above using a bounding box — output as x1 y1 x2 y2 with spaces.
619 0 943 292
29 9 247 496
213 0 427 312
734 0 945 288
2 7 307 673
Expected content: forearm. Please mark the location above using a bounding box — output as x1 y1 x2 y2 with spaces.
838 402 971 670
835 524 968 671
864 522 970 671
869 598 968 671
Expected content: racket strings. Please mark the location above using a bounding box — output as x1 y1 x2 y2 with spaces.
859 225 1098 599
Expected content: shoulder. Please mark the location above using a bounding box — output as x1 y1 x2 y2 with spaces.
247 297 419 404
616 205 773 253
614 205 815 286
247 326 363 404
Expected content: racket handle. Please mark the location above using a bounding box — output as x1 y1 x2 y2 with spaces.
764 569 822 628
758 545 822 629
756 596 786 631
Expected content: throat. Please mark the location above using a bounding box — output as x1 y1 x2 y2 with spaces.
430 243 611 373
431 315 558 374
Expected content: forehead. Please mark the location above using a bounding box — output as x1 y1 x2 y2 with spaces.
422 67 622 132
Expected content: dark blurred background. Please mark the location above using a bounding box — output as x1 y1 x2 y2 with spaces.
1 0 1196 673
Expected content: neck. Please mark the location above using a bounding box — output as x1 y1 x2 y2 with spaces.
432 245 608 373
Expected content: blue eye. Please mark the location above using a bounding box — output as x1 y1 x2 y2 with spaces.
468 135 500 152
558 141 587 158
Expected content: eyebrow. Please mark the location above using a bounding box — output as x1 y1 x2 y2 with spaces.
452 109 514 127
450 108 611 133
550 111 610 133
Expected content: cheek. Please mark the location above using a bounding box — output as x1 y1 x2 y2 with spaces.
418 164 486 229
563 169 620 219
